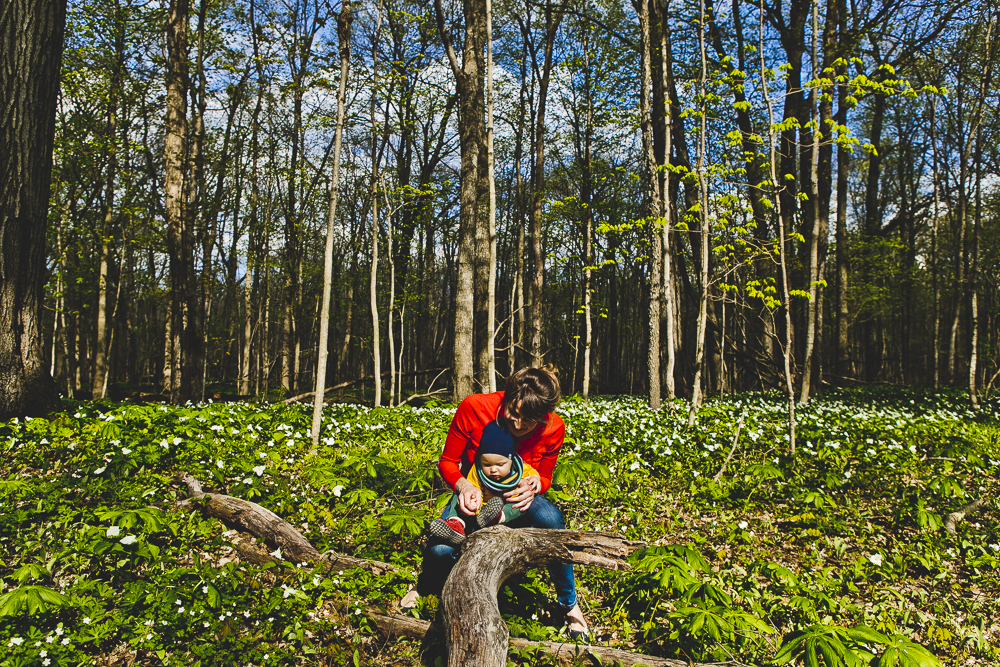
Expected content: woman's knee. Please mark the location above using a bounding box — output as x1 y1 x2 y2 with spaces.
524 495 565 529
424 540 459 563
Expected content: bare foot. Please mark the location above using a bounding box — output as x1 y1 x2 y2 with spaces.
565 603 589 640
399 588 419 610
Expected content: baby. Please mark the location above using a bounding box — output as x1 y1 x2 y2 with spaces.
427 420 538 545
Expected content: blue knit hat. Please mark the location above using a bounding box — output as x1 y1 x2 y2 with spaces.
478 421 516 460
476 421 523 493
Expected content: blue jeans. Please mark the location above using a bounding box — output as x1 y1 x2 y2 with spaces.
416 494 577 611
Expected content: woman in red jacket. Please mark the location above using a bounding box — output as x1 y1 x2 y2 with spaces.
399 366 589 638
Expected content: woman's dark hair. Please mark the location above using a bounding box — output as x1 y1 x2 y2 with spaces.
501 364 561 424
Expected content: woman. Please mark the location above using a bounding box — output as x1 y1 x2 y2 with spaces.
400 365 589 639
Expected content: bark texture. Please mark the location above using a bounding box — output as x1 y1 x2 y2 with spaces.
442 526 644 667
0 0 65 419
179 473 395 575
370 610 752 667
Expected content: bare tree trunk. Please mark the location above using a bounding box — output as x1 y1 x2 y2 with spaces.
311 5 352 447
526 2 562 368
581 11 594 400
799 1 821 403
637 0 662 410
0 0 64 418
759 8 795 452
93 13 124 399
485 0 497 392
969 131 981 407
370 3 386 408
687 0 710 428
164 0 190 404
435 0 485 402
930 98 942 389
655 0 676 402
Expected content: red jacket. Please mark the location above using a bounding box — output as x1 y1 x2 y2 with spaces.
438 391 565 494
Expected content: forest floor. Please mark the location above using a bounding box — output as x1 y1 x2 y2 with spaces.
1 387 999 667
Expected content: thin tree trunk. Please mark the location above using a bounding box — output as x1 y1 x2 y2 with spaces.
687 0 710 427
637 0 662 410
527 2 562 368
581 9 594 401
969 131 981 407
486 0 497 392
799 1 821 403
930 98 941 389
656 0 676 402
311 5 352 447
759 6 795 452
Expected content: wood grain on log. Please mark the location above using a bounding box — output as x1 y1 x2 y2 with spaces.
442 526 645 667
179 473 395 574
369 611 754 667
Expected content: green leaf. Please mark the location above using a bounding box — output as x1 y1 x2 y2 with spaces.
0 585 72 616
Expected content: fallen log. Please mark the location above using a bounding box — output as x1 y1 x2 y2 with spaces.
944 497 989 536
369 610 753 667
442 526 656 667
178 473 396 575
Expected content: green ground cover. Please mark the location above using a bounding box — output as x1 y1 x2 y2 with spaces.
1 389 998 667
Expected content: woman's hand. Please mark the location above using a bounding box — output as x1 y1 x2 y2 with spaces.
506 475 541 512
456 477 482 514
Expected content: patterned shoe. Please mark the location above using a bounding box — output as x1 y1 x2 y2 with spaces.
428 517 466 545
477 496 506 528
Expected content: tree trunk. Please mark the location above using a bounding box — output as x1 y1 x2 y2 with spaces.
164 0 196 404
528 5 562 368
484 0 497 393
799 1 821 402
759 10 796 452
435 0 485 402
687 0 710 427
311 5 352 447
929 98 942 389
655 0 677 402
442 527 643 667
637 0 662 410
0 0 64 419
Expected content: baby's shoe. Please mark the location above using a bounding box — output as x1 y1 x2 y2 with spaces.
428 517 466 545
477 496 506 528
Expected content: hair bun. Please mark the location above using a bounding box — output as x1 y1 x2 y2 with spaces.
540 363 560 378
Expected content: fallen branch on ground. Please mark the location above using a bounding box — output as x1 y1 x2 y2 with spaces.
714 411 745 483
177 473 396 575
944 498 989 536
369 609 753 667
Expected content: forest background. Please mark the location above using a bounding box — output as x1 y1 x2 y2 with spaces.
12 0 998 415
3 2 1000 666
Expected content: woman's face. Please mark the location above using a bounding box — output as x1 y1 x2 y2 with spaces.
503 400 539 437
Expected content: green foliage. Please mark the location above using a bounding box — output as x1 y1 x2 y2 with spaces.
1 390 997 666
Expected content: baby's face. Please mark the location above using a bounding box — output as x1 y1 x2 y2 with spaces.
479 453 513 480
